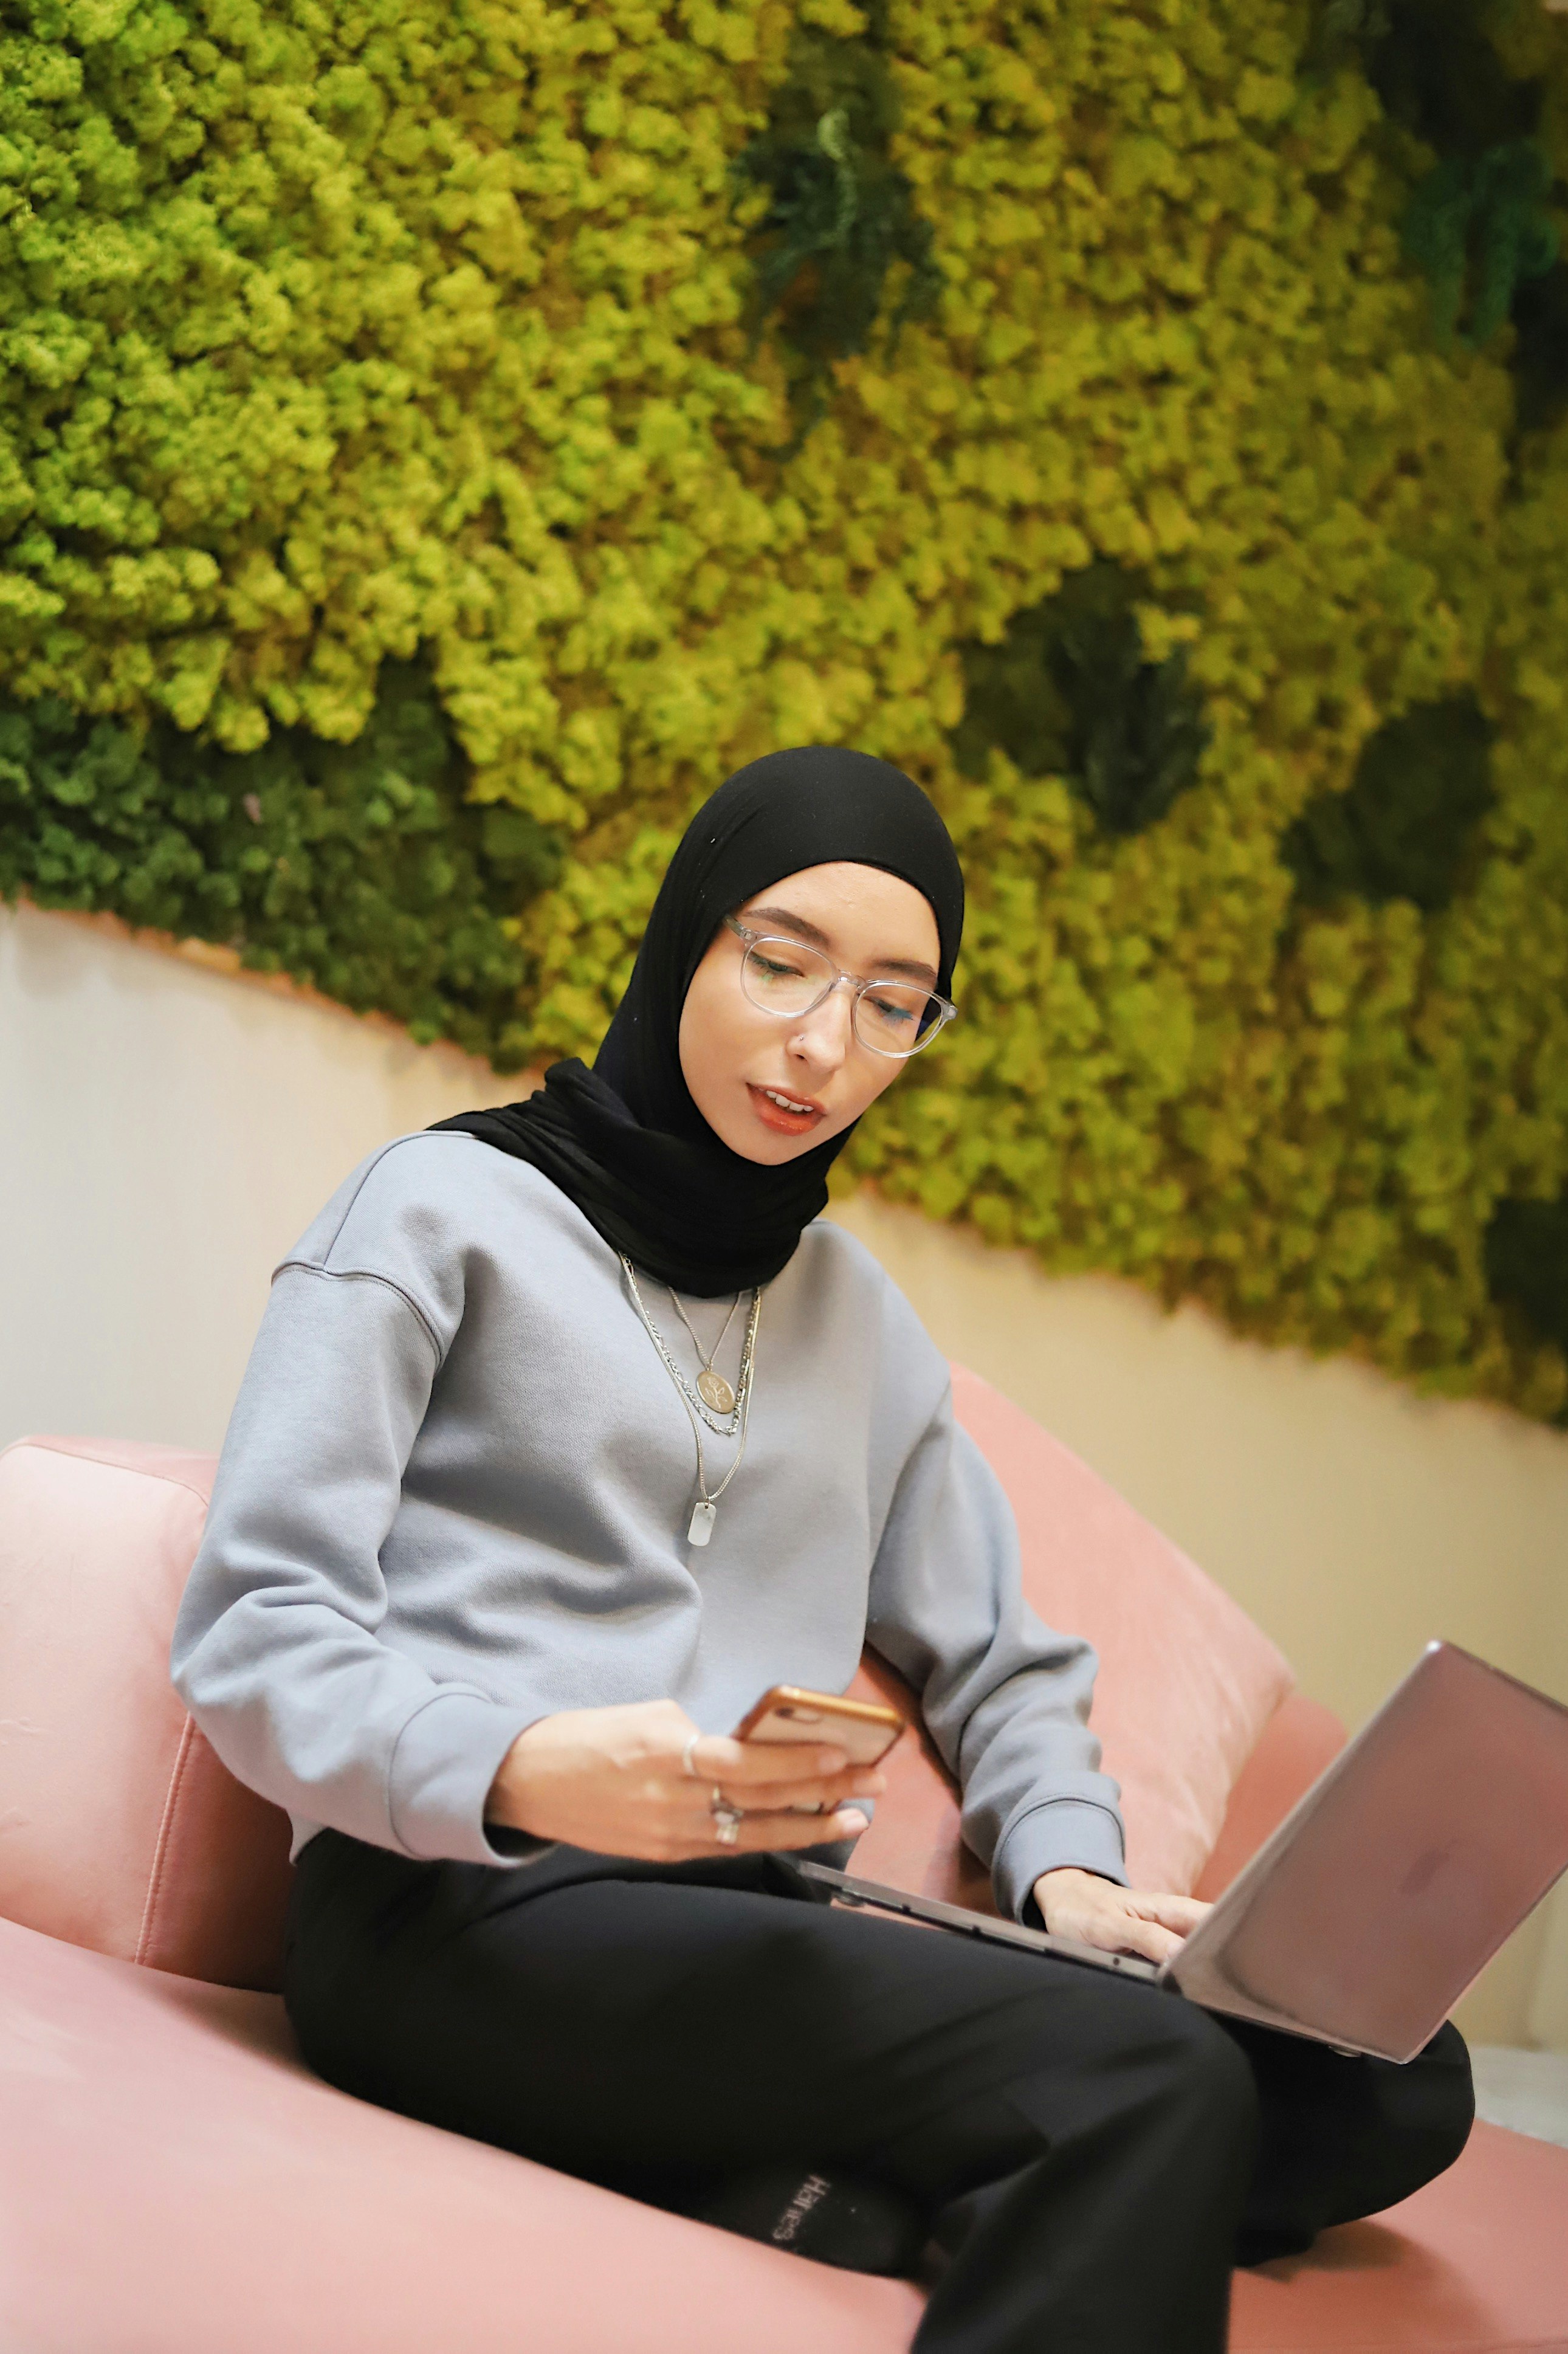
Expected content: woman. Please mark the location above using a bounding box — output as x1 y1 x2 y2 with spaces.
173 746 1471 2352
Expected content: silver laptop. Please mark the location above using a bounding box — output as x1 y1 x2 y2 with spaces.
803 1642 1568 2063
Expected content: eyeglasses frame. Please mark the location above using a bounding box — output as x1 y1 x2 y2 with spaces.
723 914 958 1060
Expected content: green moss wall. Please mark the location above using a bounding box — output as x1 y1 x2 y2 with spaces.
4 0 1567 1420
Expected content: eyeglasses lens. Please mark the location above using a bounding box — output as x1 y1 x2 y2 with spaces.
854 986 943 1055
740 941 832 1013
740 943 943 1059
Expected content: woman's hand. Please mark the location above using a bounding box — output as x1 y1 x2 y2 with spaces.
1033 1867 1210 1967
486 1698 885 1861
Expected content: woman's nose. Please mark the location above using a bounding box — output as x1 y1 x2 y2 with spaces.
789 980 854 1069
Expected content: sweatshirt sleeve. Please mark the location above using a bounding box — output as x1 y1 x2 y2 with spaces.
865 1369 1127 1921
171 1227 548 1868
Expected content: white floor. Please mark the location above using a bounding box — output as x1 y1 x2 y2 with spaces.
1470 2045 1568 2147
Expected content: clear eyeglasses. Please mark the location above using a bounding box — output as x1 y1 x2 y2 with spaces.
724 915 958 1059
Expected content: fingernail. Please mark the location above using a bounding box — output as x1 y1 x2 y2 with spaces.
840 1809 870 1833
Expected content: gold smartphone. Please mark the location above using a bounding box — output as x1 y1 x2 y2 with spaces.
733 1686 906 1809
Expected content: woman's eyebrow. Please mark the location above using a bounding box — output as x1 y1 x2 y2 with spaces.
745 903 832 947
744 904 938 986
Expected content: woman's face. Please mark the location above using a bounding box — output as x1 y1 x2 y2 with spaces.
678 861 941 1165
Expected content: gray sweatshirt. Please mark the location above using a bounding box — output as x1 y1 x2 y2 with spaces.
171 1134 1127 1918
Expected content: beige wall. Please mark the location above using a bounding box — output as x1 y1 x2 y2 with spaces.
4 898 1564 2043
0 901 516 1453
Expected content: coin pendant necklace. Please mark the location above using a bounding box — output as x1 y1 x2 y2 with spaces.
669 1286 742 1417
620 1258 763 1547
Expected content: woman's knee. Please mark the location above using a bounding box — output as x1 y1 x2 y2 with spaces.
1249 2017 1475 2245
1312 2023 1473 2234
1387 2021 1474 2180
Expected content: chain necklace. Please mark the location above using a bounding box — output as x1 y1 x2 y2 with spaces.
621 1258 763 1546
667 1286 743 1416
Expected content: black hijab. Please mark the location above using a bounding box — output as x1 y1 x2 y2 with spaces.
433 746 965 1295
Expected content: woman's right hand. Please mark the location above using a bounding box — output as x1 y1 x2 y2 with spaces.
485 1698 884 1860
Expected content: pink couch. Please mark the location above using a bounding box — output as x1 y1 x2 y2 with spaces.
2 1377 1565 2354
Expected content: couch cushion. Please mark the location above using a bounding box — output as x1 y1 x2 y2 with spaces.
1194 1693 1347 1903
2 1912 1564 2353
853 1371 1295 1905
1228 2121 1568 2350
0 1913 922 2354
0 1437 291 1992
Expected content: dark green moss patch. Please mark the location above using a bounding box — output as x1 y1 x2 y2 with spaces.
734 21 943 445
1487 1193 1568 1368
1305 1 1561 352
0 665 560 1069
951 563 1209 839
1282 695 1495 912
1510 256 1568 433
1404 137 1558 348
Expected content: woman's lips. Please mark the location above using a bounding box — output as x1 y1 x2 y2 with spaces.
748 1082 825 1136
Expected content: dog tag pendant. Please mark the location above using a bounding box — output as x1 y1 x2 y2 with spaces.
687 1498 717 1546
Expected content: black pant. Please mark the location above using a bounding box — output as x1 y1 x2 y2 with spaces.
284 1834 1473 2354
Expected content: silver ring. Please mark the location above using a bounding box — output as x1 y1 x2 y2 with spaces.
681 1733 701 1779
710 1793 743 1848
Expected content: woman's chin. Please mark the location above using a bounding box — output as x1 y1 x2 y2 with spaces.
728 1126 825 1166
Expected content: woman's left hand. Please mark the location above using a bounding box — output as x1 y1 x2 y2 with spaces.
1033 1867 1209 1966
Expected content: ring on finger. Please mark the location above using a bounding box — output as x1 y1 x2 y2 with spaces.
710 1791 744 1848
681 1733 701 1780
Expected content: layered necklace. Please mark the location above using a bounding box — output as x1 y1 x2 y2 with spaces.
620 1258 763 1547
